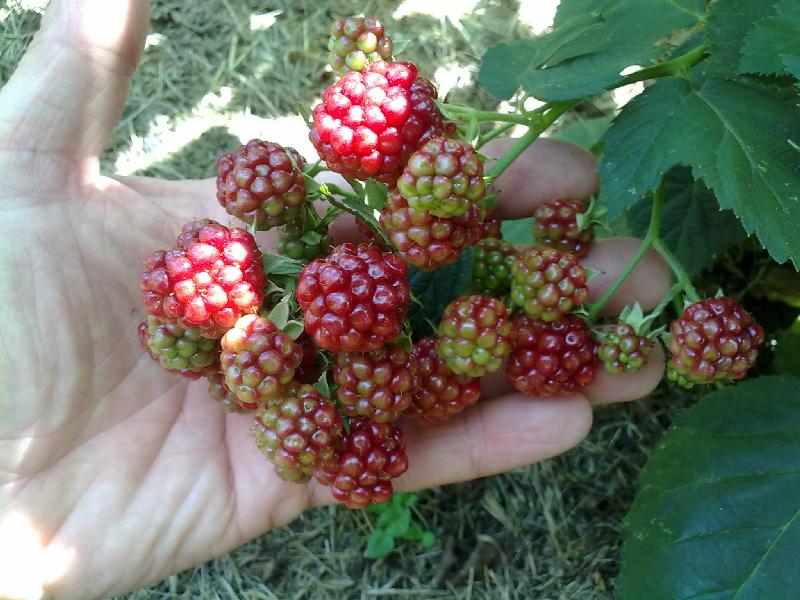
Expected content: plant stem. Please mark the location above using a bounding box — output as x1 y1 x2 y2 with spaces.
486 101 576 179
476 122 515 149
653 239 701 303
612 44 709 89
471 110 532 125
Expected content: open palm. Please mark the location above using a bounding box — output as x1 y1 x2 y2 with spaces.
0 2 670 599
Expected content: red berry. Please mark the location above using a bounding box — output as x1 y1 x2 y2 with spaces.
333 345 419 423
252 384 343 482
140 220 266 338
471 237 517 296
532 199 593 258
309 60 443 185
295 243 410 352
409 338 481 425
510 247 588 321
436 295 513 377
294 332 323 384
480 207 502 240
315 419 408 509
328 16 393 73
667 297 764 386
598 323 654 374
380 189 483 271
139 316 219 376
397 137 486 218
220 315 303 409
207 369 245 413
216 139 307 230
507 314 599 397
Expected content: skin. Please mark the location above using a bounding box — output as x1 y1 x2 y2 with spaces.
0 1 671 598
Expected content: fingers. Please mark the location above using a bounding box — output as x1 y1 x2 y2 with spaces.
584 237 672 314
0 0 149 160
393 394 592 492
484 138 600 218
584 342 665 405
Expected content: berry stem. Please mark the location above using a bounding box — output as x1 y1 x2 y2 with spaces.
476 122 515 149
470 111 534 125
611 44 709 88
486 101 577 179
653 238 701 303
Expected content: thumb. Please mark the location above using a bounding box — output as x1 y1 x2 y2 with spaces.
0 0 148 161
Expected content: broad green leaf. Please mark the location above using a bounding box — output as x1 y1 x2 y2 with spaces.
739 0 800 76
385 509 411 538
407 247 475 338
267 299 290 329
479 40 541 100
365 179 389 211
550 115 613 153
774 321 800 375
283 320 304 340
617 375 800 600
502 217 533 245
365 529 395 559
625 166 747 276
599 76 800 266
784 55 800 82
261 252 305 275
703 0 781 78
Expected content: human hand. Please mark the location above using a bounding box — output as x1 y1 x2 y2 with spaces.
0 1 669 599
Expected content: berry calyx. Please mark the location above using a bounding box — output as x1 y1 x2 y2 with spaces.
471 237 517 296
510 246 588 321
328 16 393 73
333 345 419 423
507 314 599 397
315 419 408 509
277 219 332 261
309 60 443 185
598 323 654 374
667 297 764 386
252 383 343 482
397 137 486 218
531 199 593 258
379 188 483 271
139 316 219 377
140 220 266 338
409 338 481 425
220 315 303 408
436 295 512 377
216 139 307 230
295 243 410 352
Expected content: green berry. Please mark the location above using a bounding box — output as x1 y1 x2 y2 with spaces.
472 237 517 296
598 323 654 374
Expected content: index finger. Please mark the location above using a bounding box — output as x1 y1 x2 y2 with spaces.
484 137 600 219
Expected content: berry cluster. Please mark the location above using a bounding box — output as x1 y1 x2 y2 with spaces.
135 15 764 513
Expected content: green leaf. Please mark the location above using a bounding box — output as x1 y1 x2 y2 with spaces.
502 217 534 245
323 192 390 247
625 166 747 276
703 0 781 78
364 179 389 211
774 321 800 375
599 76 800 266
479 40 542 100
420 531 436 548
267 299 290 329
617 375 800 600
739 0 800 76
550 115 613 153
262 252 305 275
283 320 304 340
385 509 411 538
407 247 475 338
403 523 423 541
518 0 704 101
783 55 800 82
314 371 331 398
365 529 395 559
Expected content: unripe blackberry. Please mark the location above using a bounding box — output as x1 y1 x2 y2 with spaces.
510 246 588 321
667 297 764 386
532 199 593 257
334 345 419 423
221 315 303 408
380 189 483 271
598 323 654 374
328 16 393 73
277 220 332 261
295 243 410 352
480 207 502 240
397 137 486 218
216 139 307 230
436 295 512 377
207 370 245 413
409 338 481 425
310 61 443 185
139 316 219 377
315 419 408 509
252 384 343 482
507 314 598 397
472 237 517 296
